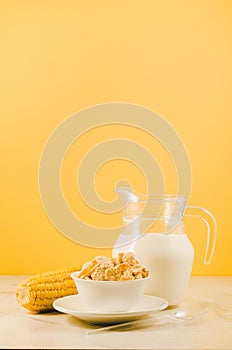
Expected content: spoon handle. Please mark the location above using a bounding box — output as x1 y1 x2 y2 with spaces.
86 314 170 336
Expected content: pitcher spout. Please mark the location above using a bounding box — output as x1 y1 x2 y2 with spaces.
115 186 140 204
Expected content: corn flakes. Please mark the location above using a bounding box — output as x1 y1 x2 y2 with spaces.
78 252 149 281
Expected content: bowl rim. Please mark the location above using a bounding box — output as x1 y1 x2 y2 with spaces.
71 271 150 283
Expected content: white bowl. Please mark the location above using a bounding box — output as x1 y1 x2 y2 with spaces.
71 271 150 313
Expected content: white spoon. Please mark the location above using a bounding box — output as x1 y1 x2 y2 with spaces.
86 299 215 336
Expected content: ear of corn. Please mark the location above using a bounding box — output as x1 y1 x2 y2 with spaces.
16 266 81 313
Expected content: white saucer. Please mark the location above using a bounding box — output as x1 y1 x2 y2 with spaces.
53 294 168 324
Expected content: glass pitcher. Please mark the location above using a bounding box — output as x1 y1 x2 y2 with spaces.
113 187 217 306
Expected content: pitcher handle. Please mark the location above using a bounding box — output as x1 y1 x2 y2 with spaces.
185 206 217 265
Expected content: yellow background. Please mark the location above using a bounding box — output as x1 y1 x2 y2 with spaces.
1 0 231 275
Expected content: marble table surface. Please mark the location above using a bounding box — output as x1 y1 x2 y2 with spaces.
0 276 231 349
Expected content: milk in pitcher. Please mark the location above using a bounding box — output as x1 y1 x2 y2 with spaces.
134 233 194 306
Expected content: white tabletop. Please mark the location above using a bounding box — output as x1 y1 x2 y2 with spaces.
0 276 231 349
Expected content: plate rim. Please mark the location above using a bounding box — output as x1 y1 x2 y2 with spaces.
53 294 168 317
